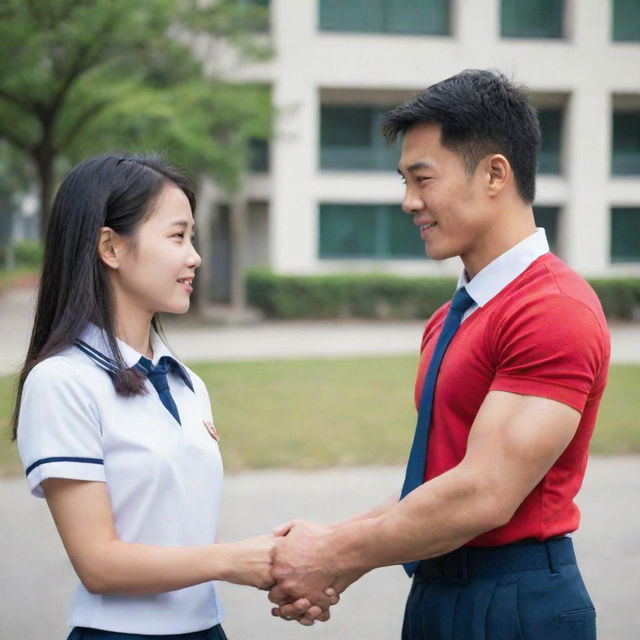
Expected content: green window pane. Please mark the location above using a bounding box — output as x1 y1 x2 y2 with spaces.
538 109 563 174
320 106 398 170
319 204 377 257
387 205 427 256
613 0 640 41
501 0 564 38
612 112 640 175
533 206 559 253
611 208 640 262
385 0 450 35
319 0 384 32
321 106 372 146
248 138 269 172
319 204 426 259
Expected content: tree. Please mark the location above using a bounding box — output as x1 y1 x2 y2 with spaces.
0 0 272 235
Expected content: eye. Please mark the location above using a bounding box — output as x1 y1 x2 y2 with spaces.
173 232 185 239
416 176 431 183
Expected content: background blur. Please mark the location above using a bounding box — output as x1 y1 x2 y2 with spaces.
1 1 639 639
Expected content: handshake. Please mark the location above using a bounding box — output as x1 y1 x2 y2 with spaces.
227 518 369 626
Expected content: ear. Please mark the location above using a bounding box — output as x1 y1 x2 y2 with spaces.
485 154 510 197
97 227 120 269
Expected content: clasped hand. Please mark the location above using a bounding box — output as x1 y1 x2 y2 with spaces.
266 519 364 626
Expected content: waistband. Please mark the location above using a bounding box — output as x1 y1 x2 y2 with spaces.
414 537 575 583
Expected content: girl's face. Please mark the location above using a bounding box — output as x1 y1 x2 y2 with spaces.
110 184 201 317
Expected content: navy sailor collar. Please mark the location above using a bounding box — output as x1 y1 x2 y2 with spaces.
75 323 194 391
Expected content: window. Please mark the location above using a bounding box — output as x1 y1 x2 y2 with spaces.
612 0 640 41
320 105 397 171
319 204 425 258
319 0 449 36
533 206 560 253
248 138 269 172
501 0 564 38
612 112 640 175
537 109 563 174
611 208 640 262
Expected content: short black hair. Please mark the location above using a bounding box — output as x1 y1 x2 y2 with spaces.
381 69 541 203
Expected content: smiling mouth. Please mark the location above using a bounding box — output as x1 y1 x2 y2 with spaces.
420 222 437 232
177 277 193 286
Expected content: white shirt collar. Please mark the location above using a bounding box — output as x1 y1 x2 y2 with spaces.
458 228 550 308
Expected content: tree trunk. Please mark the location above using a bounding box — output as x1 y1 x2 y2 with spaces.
33 150 55 238
230 194 248 312
193 176 216 315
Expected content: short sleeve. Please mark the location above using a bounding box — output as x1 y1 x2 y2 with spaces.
17 358 105 498
490 295 608 413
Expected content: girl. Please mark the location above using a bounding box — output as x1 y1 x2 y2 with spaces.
13 153 280 639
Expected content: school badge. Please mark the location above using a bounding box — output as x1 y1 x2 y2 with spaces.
203 420 219 441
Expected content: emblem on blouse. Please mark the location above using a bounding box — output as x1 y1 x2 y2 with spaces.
203 420 219 441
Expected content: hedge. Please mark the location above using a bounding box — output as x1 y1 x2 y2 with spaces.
247 270 640 321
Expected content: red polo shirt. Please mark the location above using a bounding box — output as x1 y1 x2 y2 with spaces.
415 253 610 546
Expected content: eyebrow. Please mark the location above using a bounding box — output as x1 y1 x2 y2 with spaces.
169 220 190 229
396 161 434 177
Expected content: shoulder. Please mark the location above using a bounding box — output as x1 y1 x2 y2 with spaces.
493 255 608 339
23 347 113 404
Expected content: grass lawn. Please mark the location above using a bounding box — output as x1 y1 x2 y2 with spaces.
1 358 638 476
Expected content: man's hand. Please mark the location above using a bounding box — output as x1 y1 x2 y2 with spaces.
268 520 364 625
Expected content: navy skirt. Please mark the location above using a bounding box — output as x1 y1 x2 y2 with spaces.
67 624 227 640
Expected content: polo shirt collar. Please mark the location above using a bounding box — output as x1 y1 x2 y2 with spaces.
457 228 549 308
77 323 193 391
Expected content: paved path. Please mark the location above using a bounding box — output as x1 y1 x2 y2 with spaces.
1 288 639 374
1 459 639 640
1 288 639 638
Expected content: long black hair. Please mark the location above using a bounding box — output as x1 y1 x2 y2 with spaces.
381 69 541 203
12 153 196 438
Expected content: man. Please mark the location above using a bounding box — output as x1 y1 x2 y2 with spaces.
269 69 609 639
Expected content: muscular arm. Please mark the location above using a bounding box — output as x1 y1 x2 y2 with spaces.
43 478 274 595
336 390 580 570
272 390 581 600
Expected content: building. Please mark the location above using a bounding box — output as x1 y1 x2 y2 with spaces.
205 0 640 302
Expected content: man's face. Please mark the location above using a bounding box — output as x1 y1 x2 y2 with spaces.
397 122 498 273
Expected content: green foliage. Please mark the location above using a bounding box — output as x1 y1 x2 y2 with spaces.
0 0 273 225
247 270 458 319
248 271 640 320
588 278 640 321
12 241 43 267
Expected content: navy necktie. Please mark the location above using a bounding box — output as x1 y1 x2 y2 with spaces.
400 287 475 576
136 356 182 425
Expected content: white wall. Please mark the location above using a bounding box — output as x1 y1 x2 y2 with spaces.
234 0 640 276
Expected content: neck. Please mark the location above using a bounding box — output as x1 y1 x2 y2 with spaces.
462 203 536 280
113 304 154 359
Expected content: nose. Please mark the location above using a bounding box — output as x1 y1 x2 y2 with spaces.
401 184 424 215
188 242 202 269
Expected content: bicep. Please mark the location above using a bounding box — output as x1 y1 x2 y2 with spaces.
42 478 117 583
463 390 581 516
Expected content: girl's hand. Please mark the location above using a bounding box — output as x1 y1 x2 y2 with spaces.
219 535 276 590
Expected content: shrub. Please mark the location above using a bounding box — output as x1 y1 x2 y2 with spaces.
247 270 640 321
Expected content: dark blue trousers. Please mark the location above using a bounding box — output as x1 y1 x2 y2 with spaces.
67 624 227 640
402 537 596 640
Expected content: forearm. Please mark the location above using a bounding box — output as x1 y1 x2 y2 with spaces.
75 540 252 595
330 493 399 527
330 465 505 573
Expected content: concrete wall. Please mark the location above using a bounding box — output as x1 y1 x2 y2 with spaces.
232 0 640 277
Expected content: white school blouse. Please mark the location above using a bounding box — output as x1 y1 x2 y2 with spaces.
17 324 226 635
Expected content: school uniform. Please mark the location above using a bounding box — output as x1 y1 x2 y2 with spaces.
17 324 227 638
402 230 609 639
